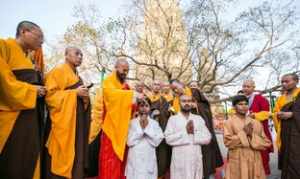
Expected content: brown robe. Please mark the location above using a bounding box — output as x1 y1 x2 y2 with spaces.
191 88 224 178
0 69 44 179
279 93 300 179
224 115 271 179
149 96 172 177
43 80 90 179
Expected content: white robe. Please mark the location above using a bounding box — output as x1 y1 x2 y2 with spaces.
125 117 164 179
165 112 211 179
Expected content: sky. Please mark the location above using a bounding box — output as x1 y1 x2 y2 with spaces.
1 0 299 97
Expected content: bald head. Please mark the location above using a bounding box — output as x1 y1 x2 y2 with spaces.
65 46 83 68
115 57 129 83
16 21 41 37
242 79 255 96
15 21 44 51
152 80 162 93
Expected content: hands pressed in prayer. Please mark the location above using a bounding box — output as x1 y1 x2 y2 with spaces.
277 112 293 120
186 120 194 134
140 114 149 129
243 123 253 137
36 85 46 97
248 112 255 119
76 85 89 97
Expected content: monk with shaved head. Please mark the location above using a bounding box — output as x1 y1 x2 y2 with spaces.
90 57 142 179
0 21 45 179
43 46 91 179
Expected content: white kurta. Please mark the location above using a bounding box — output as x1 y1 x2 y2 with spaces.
165 112 211 179
125 117 164 179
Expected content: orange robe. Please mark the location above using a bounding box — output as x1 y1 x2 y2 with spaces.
0 38 41 179
91 71 134 179
44 63 90 178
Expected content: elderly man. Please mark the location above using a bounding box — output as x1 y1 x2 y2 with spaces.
44 47 91 179
0 21 46 179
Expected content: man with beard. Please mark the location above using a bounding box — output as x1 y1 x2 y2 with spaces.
165 95 211 179
147 81 172 179
273 73 300 179
189 81 224 179
90 58 141 179
0 21 46 179
43 47 91 179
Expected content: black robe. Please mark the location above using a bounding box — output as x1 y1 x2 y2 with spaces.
279 92 300 179
0 69 44 179
191 88 224 178
149 96 172 177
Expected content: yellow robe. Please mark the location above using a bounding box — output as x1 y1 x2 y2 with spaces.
273 88 300 149
172 87 192 113
0 38 37 153
91 71 133 160
224 115 271 179
45 63 79 178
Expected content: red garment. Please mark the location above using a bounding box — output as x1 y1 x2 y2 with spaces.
98 83 134 179
98 133 127 179
249 94 274 175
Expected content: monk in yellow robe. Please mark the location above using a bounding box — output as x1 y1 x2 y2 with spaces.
224 95 271 179
90 58 139 179
169 79 192 113
0 21 46 179
43 47 91 179
273 73 300 179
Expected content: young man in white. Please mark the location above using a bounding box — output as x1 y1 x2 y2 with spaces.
125 98 164 179
165 95 211 179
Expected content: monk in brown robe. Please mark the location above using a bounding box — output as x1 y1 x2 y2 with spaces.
43 47 91 179
0 21 46 179
189 81 223 179
273 73 300 179
147 81 172 179
224 95 271 179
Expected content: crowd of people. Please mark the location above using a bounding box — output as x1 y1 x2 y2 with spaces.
1 21 300 179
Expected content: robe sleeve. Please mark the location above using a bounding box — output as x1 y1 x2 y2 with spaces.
292 95 300 131
45 69 78 178
254 96 270 121
249 122 272 150
223 120 250 149
89 88 104 143
127 120 144 147
165 116 191 146
193 117 211 145
0 56 37 111
144 120 164 147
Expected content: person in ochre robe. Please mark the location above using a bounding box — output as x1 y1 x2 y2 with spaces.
224 95 271 179
147 81 172 179
273 73 300 179
43 47 91 179
89 58 140 179
189 81 224 179
242 79 273 175
0 21 46 179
